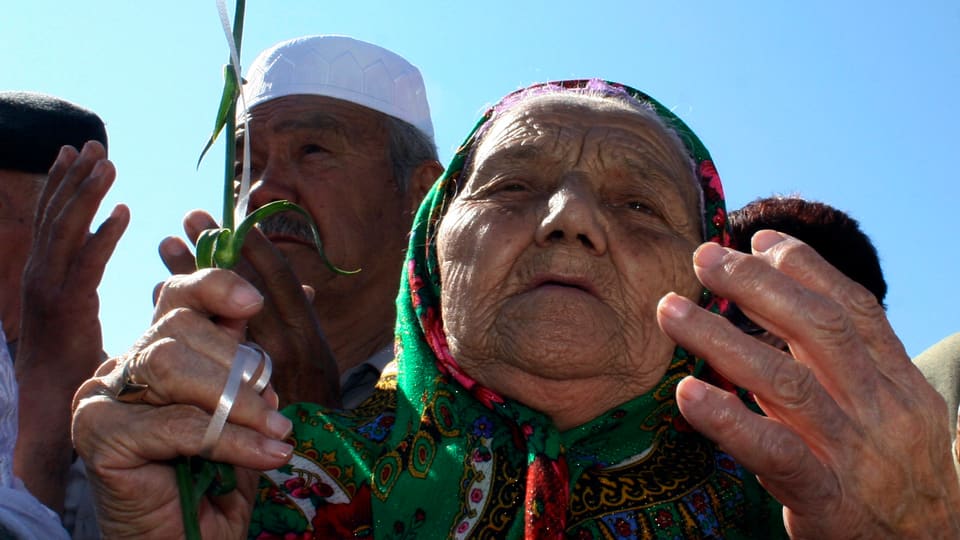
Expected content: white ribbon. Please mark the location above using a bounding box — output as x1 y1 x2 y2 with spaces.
200 342 272 456
215 0 252 227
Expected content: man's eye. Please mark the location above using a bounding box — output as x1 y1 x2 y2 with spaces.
233 161 260 179
501 183 527 192
302 144 327 154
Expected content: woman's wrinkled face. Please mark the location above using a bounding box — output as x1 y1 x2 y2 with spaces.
437 95 704 392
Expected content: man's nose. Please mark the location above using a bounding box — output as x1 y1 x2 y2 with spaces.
247 158 298 210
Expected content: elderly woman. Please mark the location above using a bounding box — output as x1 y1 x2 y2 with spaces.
72 80 960 539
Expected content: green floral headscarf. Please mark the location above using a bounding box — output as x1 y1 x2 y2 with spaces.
249 80 787 540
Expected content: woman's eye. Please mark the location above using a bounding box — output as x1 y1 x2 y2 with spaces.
626 201 655 214
501 182 527 192
469 178 532 200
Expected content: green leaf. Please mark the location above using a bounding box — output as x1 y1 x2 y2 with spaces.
196 64 240 169
206 462 238 496
190 458 217 501
233 200 360 274
212 229 237 268
196 228 232 269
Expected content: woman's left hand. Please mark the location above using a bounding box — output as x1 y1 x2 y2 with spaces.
657 230 960 539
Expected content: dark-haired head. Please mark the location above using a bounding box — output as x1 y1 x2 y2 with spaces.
726 196 887 347
0 91 107 174
728 196 886 306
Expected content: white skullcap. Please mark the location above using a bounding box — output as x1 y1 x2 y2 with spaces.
240 35 434 141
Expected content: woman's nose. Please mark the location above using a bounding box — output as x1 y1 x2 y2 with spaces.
534 181 607 254
247 158 299 210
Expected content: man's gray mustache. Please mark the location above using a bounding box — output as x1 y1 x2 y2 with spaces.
255 213 316 245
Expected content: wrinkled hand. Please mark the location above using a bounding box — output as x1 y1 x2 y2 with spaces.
159 209 339 407
71 269 293 539
657 230 960 539
14 141 129 512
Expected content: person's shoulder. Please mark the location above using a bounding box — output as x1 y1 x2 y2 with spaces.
914 333 960 442
915 333 960 378
0 486 71 540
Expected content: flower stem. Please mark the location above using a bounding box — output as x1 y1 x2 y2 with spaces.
175 457 201 540
222 106 237 231
222 0 244 230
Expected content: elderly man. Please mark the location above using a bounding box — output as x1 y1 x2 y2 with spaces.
0 92 128 537
161 35 442 409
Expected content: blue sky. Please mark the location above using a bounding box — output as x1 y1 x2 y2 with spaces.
3 1 958 357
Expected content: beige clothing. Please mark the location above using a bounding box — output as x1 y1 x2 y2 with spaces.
915 332 960 474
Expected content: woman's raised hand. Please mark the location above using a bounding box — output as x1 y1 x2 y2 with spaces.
658 230 960 538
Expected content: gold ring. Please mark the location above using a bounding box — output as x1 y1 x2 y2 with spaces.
115 361 149 403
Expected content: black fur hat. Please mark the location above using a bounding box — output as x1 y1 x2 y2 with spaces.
0 91 107 174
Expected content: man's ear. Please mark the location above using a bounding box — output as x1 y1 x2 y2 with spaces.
405 160 444 216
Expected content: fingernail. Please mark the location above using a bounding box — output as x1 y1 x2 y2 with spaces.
267 411 292 439
57 145 71 161
81 140 95 155
694 242 725 269
263 439 294 460
231 284 263 310
108 205 128 221
658 293 692 319
265 388 280 410
90 160 107 179
679 376 706 402
752 230 786 252
161 237 186 256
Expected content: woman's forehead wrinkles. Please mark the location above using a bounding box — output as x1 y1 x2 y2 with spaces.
588 124 698 200
473 116 560 165
494 114 559 143
471 100 697 202
492 144 543 163
470 145 541 182
618 156 677 189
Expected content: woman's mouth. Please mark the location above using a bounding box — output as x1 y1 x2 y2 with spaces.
528 274 598 297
